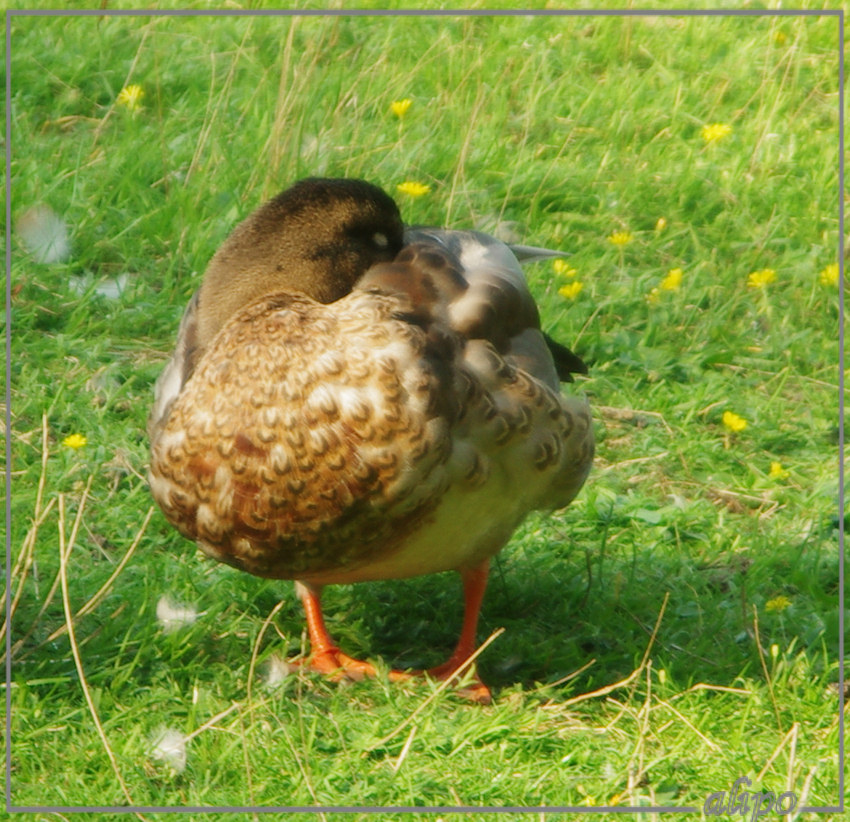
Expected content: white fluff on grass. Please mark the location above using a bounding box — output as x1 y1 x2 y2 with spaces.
156 595 199 632
265 653 295 688
17 204 71 264
150 727 187 774
69 272 129 299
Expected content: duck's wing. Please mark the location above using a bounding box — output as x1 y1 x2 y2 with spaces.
500 237 588 380
404 226 565 265
506 242 567 264
361 229 593 498
148 290 201 441
399 228 586 384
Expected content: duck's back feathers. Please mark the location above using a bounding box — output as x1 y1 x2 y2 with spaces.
152 288 453 581
399 229 584 386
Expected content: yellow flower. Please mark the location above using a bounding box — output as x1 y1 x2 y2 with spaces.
607 231 632 246
553 259 577 278
722 411 747 433
654 217 667 231
576 785 596 806
390 98 412 118
117 84 145 111
747 268 776 289
660 267 683 291
819 263 839 287
701 123 732 143
396 181 430 198
769 461 790 480
558 281 583 300
646 287 661 305
63 433 87 449
765 595 792 613
773 31 787 45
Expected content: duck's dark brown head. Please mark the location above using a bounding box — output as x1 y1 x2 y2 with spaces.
196 178 404 350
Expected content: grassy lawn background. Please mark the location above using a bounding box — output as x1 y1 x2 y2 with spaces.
5 3 843 818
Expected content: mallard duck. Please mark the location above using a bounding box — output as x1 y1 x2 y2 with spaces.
148 177 593 703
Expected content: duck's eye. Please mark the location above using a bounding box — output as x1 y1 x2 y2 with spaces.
372 232 388 249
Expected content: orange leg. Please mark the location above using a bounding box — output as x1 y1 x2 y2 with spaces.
424 559 492 704
294 581 410 682
293 563 493 704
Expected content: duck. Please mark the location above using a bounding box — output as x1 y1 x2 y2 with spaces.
148 177 594 703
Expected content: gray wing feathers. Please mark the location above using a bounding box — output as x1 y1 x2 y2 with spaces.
148 290 200 439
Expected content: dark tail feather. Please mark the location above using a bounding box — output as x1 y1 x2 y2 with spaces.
543 332 588 382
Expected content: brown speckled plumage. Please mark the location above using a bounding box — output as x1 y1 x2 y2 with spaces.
148 178 593 702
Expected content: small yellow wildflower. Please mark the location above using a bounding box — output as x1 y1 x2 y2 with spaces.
701 123 732 143
607 231 632 246
63 433 87 449
770 643 780 659
773 31 787 46
553 259 577 278
722 411 747 433
660 267 683 291
577 785 596 806
646 287 661 305
558 281 583 300
819 263 839 287
747 268 776 289
396 181 430 198
769 461 790 480
390 98 412 118
117 84 145 112
654 217 667 231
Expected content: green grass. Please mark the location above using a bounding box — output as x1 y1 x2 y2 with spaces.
6 4 843 819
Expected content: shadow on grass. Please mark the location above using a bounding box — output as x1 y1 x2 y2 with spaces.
240 519 839 700
9 506 837 708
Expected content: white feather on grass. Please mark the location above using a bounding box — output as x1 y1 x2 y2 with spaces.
265 653 295 688
69 272 129 299
156 595 199 632
17 204 71 264
150 727 187 773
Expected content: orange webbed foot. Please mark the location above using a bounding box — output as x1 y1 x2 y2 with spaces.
294 565 494 702
422 659 492 705
294 647 412 683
